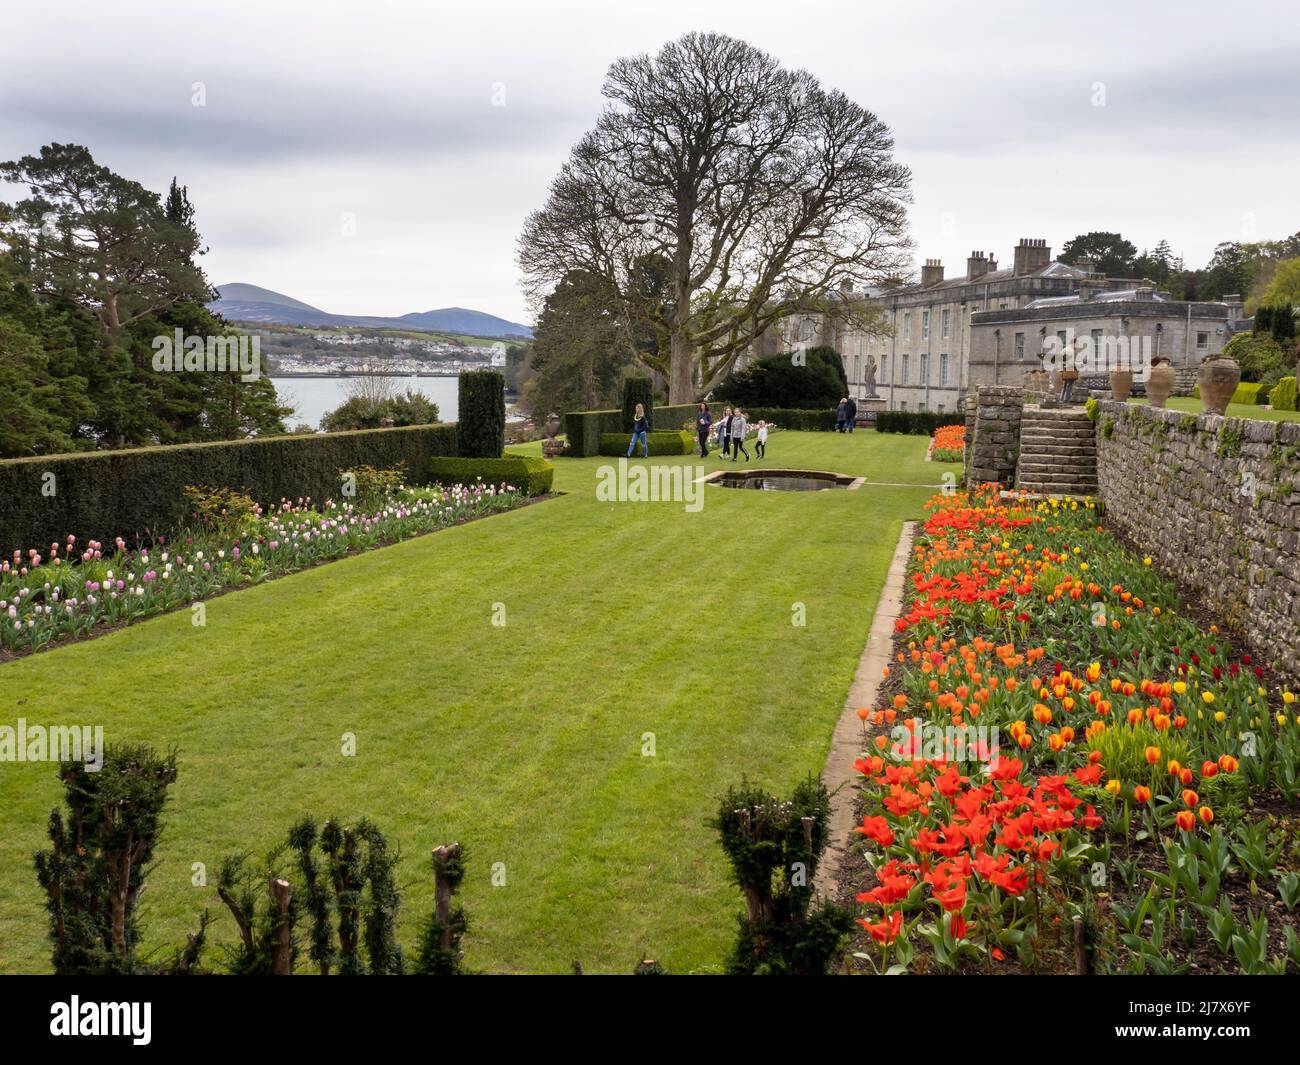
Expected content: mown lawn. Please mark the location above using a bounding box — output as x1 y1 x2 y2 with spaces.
0 429 955 974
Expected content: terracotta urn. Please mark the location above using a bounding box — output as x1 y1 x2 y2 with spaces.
1198 354 1241 415
1145 362 1176 408
545 411 561 441
1109 369 1134 402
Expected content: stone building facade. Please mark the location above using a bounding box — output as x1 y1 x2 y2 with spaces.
766 238 1249 412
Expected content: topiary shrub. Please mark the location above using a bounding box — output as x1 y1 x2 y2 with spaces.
427 455 553 496
1271 376 1297 411
714 775 853 975
712 346 848 409
598 430 693 456
457 370 505 458
621 376 655 431
1223 331 1288 383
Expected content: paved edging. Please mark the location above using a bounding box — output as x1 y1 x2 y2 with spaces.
813 518 916 900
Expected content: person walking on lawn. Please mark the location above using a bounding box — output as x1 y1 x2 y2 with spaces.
719 405 734 457
835 396 848 432
755 419 774 459
730 409 750 461
626 403 650 458
845 396 857 433
695 401 713 458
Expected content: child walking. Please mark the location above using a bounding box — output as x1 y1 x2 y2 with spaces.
626 403 649 458
730 409 750 461
755 420 772 459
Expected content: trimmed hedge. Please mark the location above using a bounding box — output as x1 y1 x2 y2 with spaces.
622 376 654 432
1272 376 1298 412
458 370 505 458
875 411 964 435
741 407 838 431
0 424 458 555
1192 381 1271 406
427 454 553 496
598 431 693 457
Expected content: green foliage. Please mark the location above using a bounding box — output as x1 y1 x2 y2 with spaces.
182 484 262 540
598 431 693 456
427 454 554 496
712 346 848 409
412 844 469 975
343 464 406 507
458 370 505 458
1085 397 1099 423
714 775 854 975
1272 376 1298 412
215 850 299 976
876 410 964 435
0 424 458 555
33 743 180 975
741 407 839 431
320 390 440 432
1224 331 1288 383
622 375 655 430
1060 231 1139 277
1102 416 1116 439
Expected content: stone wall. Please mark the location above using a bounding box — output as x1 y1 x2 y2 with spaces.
1095 399 1300 685
966 386 1024 487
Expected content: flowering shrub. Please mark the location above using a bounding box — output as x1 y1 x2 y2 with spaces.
927 424 965 463
850 486 1300 974
0 480 526 656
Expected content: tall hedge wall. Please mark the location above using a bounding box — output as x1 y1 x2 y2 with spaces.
622 376 654 431
875 411 964 434
0 424 458 554
458 370 506 458
561 403 838 454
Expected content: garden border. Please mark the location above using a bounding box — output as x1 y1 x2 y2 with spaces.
814 518 916 899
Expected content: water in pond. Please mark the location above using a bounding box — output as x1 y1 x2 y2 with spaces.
712 472 851 492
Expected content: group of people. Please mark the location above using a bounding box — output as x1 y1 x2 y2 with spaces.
834 396 858 433
694 403 772 461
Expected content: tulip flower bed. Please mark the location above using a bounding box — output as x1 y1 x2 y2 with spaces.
927 424 965 463
0 481 528 658
843 486 1300 975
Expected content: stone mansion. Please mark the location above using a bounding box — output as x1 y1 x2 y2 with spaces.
763 238 1248 413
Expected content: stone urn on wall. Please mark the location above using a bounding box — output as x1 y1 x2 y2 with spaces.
1109 368 1134 402
1198 352 1242 415
1145 360 1176 408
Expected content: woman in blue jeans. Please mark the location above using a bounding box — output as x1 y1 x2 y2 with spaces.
626 403 650 458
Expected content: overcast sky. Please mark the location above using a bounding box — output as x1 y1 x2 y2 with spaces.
3 0 1297 326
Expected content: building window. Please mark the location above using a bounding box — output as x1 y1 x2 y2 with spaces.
902 313 911 342
801 318 814 342
1197 331 1209 350
1015 332 1025 360
899 401 908 411
920 353 929 383
937 403 946 413
880 354 888 382
902 353 910 382
939 353 949 385
853 354 861 381
1090 329 1103 368
922 310 930 342
941 309 950 339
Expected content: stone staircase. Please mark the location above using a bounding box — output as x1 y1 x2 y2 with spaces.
1015 406 1098 497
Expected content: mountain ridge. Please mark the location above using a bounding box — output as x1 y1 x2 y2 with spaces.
209 284 533 338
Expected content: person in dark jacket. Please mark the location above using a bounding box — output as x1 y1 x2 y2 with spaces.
835 397 848 432
695 402 712 457
720 406 734 457
845 396 858 433
626 403 650 458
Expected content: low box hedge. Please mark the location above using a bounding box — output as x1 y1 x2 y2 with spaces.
0 424 458 555
875 410 964 434
1272 376 1298 411
739 407 838 431
598 431 693 457
427 454 554 496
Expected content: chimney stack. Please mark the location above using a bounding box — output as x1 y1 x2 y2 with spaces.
1075 255 1097 277
921 258 944 286
1013 238 1051 277
966 251 994 280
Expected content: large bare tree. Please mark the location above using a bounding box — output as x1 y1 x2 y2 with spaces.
518 32 912 403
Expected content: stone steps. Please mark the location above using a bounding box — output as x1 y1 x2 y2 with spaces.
1015 407 1100 496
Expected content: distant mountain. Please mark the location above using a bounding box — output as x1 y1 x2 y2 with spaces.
209 284 533 338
